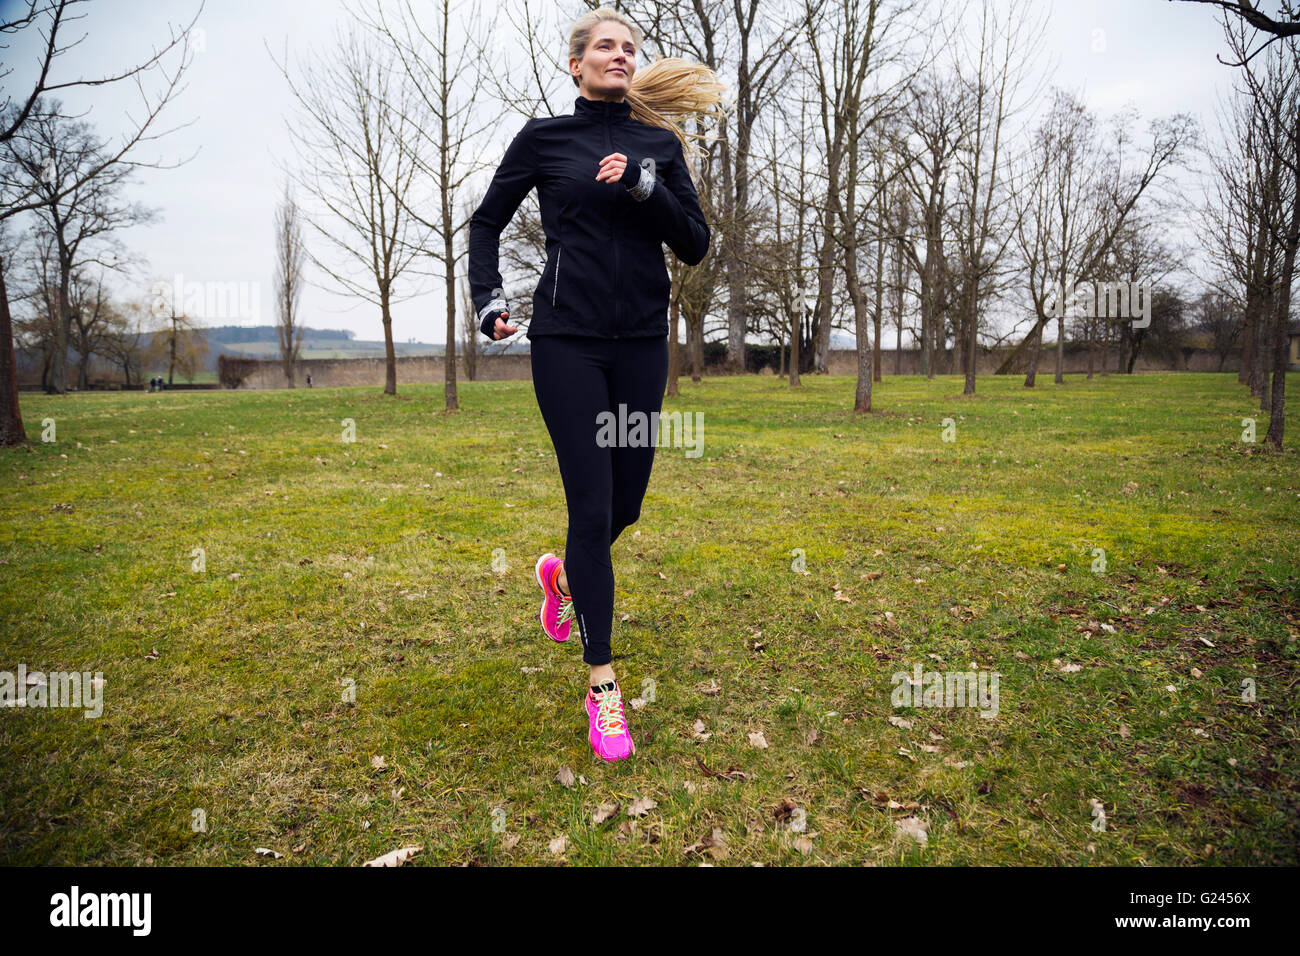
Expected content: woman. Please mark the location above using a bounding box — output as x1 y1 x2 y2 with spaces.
468 7 723 761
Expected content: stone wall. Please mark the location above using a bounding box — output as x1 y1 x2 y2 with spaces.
234 352 534 389
231 346 1240 388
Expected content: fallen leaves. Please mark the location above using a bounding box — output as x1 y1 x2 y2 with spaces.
863 790 920 812
695 755 750 781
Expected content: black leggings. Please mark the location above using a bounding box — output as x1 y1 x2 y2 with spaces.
530 333 669 666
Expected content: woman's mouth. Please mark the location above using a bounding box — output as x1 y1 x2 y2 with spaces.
608 68 625 75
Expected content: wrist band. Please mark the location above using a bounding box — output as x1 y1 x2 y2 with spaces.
626 157 656 202
478 287 508 325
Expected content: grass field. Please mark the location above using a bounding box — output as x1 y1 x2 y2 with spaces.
1 371 1297 866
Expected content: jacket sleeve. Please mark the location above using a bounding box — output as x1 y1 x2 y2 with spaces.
628 144 710 266
468 119 538 337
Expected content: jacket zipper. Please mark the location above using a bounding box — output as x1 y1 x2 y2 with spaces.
552 246 562 306
603 113 621 336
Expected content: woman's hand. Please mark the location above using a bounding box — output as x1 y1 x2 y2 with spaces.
596 153 628 184
492 311 519 340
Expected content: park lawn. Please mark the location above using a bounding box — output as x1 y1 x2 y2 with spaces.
0 370 1297 866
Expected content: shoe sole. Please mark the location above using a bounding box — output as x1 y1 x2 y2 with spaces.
535 552 568 643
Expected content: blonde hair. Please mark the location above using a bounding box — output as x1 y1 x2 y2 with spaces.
567 7 728 169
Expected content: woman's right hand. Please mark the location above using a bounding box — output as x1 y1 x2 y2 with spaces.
492 311 519 340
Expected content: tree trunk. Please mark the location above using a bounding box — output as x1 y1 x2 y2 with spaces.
381 285 396 396
667 293 680 398
1025 318 1044 387
443 265 458 410
0 264 27 446
1266 183 1299 449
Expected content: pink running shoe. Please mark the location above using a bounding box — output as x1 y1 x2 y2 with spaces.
535 552 574 643
586 681 635 761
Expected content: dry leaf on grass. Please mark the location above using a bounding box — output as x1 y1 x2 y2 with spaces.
863 790 920 811
254 847 282 859
748 731 769 749
888 716 913 730
362 845 422 867
684 827 729 861
592 803 620 825
555 766 577 789
548 834 568 855
895 816 929 844
627 796 658 818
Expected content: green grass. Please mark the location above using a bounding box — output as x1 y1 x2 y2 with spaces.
1 371 1297 866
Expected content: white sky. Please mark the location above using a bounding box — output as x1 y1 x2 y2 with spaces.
1 0 1241 345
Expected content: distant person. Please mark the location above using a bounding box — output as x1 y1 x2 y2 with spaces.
468 8 717 762
306 374 312 388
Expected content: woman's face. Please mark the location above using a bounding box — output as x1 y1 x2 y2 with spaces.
571 23 636 100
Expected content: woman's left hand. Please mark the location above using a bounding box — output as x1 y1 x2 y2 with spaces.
596 153 628 183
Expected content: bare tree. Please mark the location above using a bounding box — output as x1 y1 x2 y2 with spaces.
639 0 799 375
0 0 199 442
947 0 1044 394
897 71 963 381
1001 93 1196 385
274 181 307 388
1169 1 1300 60
4 104 161 393
99 293 150 386
272 16 432 397
803 0 925 406
355 0 523 411
147 290 206 386
1198 11 1298 448
67 262 116 387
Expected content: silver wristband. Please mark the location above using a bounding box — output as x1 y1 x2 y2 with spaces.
627 157 656 202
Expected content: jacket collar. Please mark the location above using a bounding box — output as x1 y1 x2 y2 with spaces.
574 94 631 121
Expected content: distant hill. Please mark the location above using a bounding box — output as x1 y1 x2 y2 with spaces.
196 325 449 365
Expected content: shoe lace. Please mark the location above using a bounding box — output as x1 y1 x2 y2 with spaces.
593 686 626 737
556 594 575 627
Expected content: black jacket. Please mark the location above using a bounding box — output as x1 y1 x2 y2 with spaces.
468 94 710 341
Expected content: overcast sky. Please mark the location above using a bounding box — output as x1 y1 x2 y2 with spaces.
1 0 1242 345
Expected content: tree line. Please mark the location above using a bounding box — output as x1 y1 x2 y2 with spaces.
0 0 1295 448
